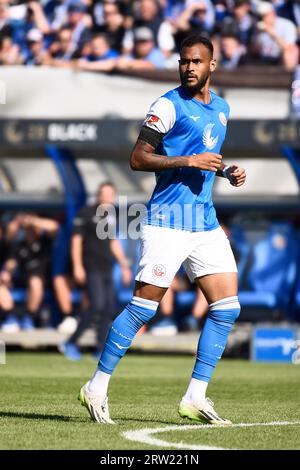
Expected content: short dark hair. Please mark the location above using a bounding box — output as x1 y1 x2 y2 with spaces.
179 35 214 59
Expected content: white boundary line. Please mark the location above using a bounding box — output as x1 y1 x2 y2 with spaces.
122 421 300 450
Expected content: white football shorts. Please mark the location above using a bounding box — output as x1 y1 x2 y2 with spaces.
135 224 237 288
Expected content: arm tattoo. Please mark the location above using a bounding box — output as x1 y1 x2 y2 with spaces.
132 139 191 172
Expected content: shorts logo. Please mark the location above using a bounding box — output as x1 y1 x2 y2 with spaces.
145 115 159 124
152 264 166 278
219 112 227 126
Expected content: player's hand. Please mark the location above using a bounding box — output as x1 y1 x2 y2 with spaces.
225 165 246 187
190 152 223 172
74 266 87 285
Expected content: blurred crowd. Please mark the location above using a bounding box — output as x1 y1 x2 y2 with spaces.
0 0 300 72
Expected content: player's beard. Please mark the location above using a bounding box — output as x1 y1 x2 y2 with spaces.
180 69 210 96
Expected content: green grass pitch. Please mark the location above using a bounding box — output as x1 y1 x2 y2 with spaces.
0 352 299 450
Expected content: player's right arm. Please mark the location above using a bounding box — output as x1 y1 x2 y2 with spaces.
130 140 222 172
130 97 222 173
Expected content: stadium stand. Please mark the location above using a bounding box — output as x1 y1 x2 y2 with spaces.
0 0 299 72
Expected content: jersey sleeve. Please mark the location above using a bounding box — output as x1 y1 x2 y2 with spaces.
143 97 176 134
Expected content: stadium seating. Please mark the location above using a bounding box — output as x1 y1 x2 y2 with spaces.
238 223 299 316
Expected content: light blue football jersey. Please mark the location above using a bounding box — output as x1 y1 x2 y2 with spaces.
144 86 230 231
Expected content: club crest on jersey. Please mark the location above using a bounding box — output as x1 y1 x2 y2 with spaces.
202 123 218 150
152 264 166 278
145 114 159 124
219 112 227 126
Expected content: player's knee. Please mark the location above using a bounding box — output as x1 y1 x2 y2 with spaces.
127 296 159 323
111 296 159 335
209 296 241 324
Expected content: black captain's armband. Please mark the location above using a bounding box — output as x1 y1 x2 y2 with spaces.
138 125 165 149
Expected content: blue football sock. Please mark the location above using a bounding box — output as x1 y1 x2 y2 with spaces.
98 296 159 374
192 296 240 383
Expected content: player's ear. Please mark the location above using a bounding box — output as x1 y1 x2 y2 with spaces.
210 59 216 72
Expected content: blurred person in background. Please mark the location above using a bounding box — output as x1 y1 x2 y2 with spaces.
175 0 215 36
43 0 93 33
0 0 14 38
163 0 186 23
92 0 134 31
219 32 249 68
93 0 127 53
0 34 21 64
0 221 15 332
231 0 255 45
218 0 255 47
8 0 51 34
174 0 215 50
253 1 298 70
8 0 51 54
75 32 119 71
53 266 79 335
44 0 69 32
22 27 46 64
116 26 166 70
62 1 92 58
213 0 230 25
59 182 132 361
46 26 74 61
24 1 51 35
52 223 80 335
277 0 300 37
43 0 91 33
43 1 93 66
1 214 58 331
123 0 175 58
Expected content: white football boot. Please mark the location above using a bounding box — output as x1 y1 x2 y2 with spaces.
179 397 232 425
78 381 115 424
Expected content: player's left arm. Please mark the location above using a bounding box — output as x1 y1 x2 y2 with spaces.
216 104 246 187
216 163 246 187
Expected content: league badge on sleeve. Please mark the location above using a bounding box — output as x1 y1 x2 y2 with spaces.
145 115 160 125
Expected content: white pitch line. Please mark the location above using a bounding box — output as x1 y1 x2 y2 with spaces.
122 421 300 450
